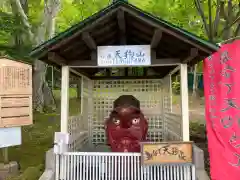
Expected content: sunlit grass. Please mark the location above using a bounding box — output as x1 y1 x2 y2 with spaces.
0 88 80 180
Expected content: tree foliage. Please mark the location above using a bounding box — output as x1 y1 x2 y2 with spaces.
1 0 239 56
194 0 240 43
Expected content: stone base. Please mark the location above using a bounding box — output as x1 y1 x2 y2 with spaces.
0 162 19 179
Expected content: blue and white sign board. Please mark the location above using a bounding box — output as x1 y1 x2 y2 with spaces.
97 45 151 67
0 127 21 148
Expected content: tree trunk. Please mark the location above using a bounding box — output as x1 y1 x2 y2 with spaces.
33 61 56 112
40 0 60 111
33 61 47 112
11 0 60 112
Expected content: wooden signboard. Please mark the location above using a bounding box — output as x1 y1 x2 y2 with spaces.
0 58 32 128
141 141 193 165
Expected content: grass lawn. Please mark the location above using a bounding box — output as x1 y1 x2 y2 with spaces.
0 89 80 180
3 113 60 179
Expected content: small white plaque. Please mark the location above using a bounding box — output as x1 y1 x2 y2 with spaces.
97 45 151 67
54 132 69 144
54 132 69 154
0 127 21 148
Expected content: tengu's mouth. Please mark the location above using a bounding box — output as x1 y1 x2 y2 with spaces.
112 137 140 152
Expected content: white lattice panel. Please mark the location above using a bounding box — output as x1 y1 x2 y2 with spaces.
67 76 93 151
81 76 93 145
92 79 163 144
162 75 171 112
161 74 173 141
164 112 182 141
68 115 88 151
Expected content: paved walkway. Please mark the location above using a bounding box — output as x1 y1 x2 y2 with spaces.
172 105 206 124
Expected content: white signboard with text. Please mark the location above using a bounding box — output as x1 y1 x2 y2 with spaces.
0 127 21 148
97 45 151 67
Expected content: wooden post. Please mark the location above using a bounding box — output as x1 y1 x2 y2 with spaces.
2 148 9 164
180 64 190 141
61 66 69 133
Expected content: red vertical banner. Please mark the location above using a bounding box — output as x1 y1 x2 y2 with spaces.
204 40 240 180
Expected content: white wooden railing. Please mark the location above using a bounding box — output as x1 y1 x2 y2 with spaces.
55 152 196 180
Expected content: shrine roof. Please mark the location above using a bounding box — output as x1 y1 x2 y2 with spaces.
29 0 219 78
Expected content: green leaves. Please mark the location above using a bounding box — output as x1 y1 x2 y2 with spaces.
194 0 240 42
130 0 206 38
56 0 110 33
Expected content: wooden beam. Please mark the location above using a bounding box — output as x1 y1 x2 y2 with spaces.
117 10 126 34
130 29 151 42
92 22 116 37
48 52 91 78
82 32 97 50
68 59 97 67
169 65 180 75
71 68 92 78
49 51 180 68
151 29 162 48
117 10 126 44
67 58 180 67
48 52 66 65
91 75 164 80
182 48 198 63
91 51 97 61
151 50 156 60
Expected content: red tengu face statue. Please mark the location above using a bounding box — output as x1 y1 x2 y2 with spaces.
105 95 148 152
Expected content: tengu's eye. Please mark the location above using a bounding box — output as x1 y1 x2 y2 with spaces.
132 118 140 125
112 118 120 125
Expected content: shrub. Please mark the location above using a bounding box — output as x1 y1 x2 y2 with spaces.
172 81 180 94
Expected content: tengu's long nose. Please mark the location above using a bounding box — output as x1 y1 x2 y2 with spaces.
117 107 134 128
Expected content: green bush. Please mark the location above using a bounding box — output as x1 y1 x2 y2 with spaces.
172 81 180 94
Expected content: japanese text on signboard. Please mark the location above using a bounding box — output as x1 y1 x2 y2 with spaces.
97 45 151 66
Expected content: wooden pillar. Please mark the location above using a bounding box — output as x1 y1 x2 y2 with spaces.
180 64 189 141
61 66 69 133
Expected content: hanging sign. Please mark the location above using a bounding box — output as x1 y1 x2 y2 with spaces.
97 45 151 67
204 40 240 180
141 141 193 165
